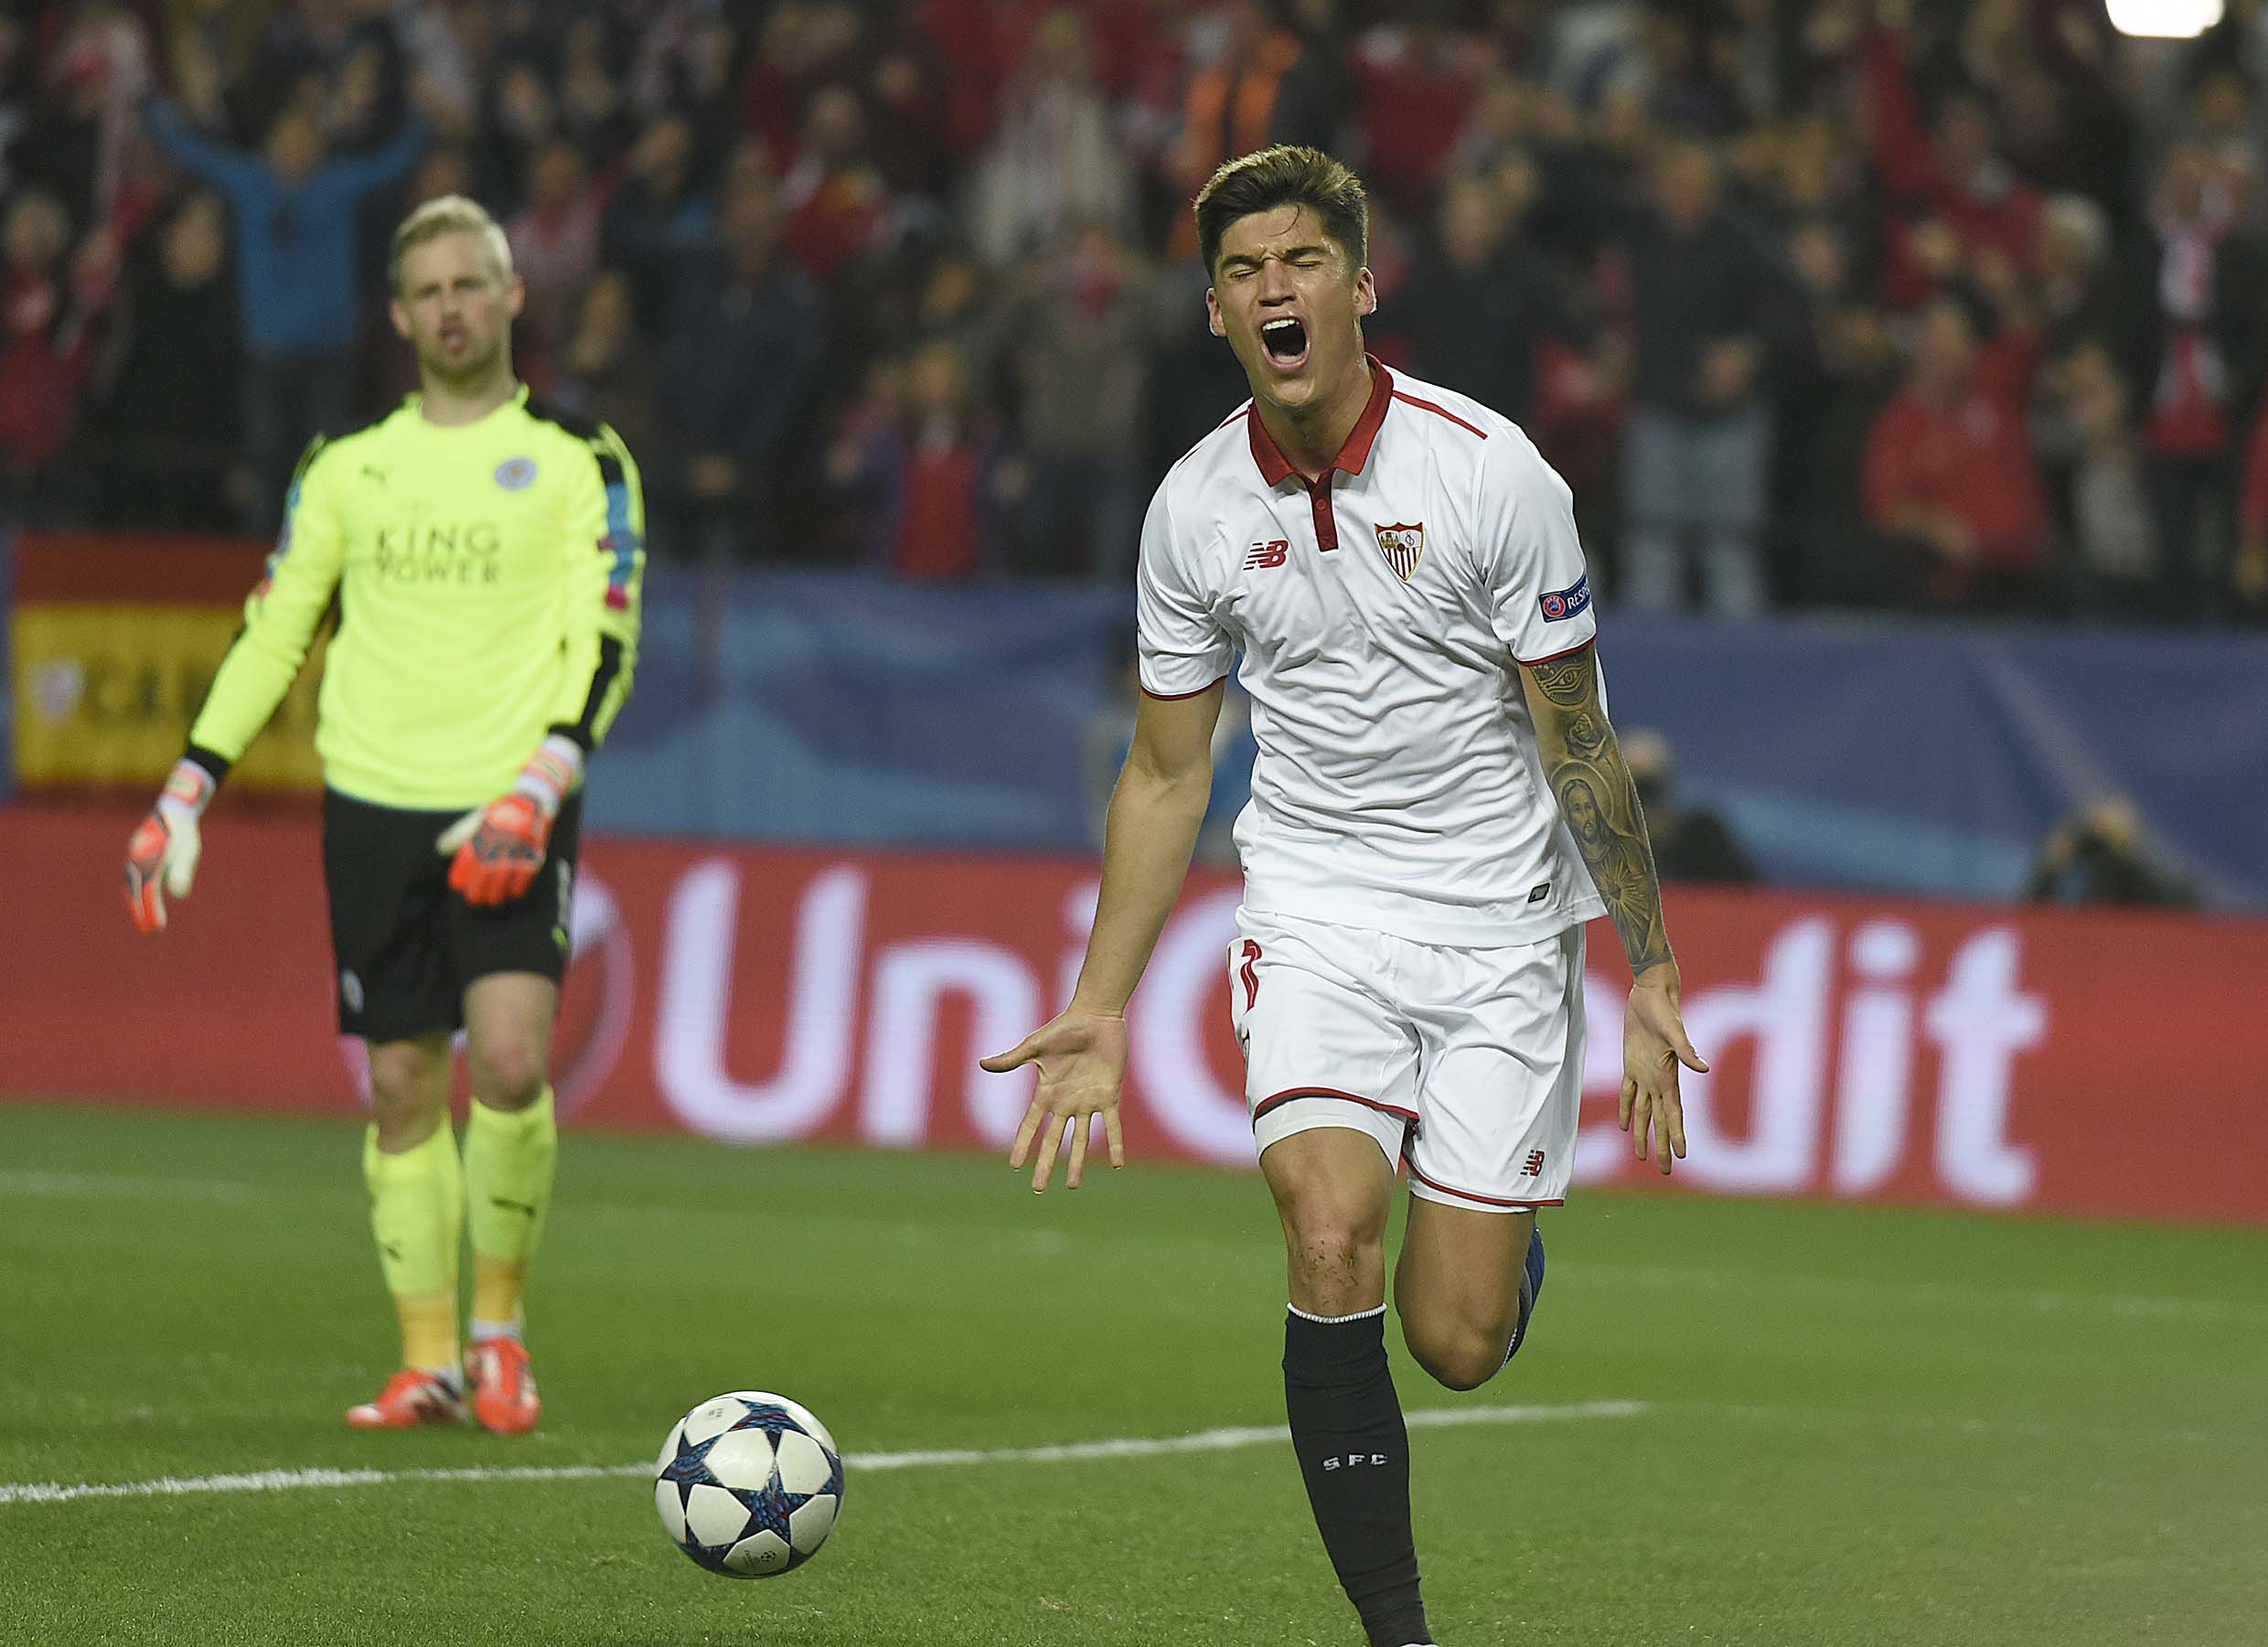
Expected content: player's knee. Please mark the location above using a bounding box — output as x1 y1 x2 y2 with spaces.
367 1043 446 1147
467 1032 546 1109
1281 1208 1386 1313
1403 1311 1516 1392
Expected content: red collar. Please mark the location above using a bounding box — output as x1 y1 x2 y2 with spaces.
1247 356 1394 487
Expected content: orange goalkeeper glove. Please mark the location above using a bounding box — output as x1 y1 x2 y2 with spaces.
124 759 216 935
436 735 583 907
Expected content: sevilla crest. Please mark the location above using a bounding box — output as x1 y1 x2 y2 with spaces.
1374 521 1425 582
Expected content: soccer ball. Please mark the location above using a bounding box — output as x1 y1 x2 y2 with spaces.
653 1391 845 1578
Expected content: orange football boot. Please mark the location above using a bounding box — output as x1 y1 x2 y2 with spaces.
346 1369 467 1429
467 1337 540 1436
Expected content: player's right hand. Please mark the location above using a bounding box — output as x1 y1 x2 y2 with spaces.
980 1007 1130 1194
123 760 216 935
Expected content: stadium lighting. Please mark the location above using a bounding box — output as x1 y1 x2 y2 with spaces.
2106 0 2223 36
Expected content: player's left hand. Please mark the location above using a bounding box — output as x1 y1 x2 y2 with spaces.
1622 968 1706 1176
436 735 582 907
438 793 552 906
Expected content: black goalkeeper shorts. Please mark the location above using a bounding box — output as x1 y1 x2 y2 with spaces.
321 786 582 1043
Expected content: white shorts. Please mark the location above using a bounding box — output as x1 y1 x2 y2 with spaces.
1228 907 1585 1212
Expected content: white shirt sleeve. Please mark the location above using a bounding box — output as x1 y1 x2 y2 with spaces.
1135 479 1233 697
1482 428 1597 666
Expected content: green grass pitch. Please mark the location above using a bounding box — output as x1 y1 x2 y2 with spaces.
1 1103 2261 1646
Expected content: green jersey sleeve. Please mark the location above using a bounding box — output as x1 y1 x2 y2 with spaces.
546 422 646 754
186 437 346 775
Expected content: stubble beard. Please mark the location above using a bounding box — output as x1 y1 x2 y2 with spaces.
422 332 508 395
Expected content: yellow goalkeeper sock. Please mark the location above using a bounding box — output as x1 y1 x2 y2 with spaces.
465 1086 557 1337
363 1123 464 1374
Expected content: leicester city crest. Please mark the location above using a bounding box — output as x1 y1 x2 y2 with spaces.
1374 521 1425 582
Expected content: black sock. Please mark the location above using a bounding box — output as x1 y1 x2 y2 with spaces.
1283 1306 1429 1647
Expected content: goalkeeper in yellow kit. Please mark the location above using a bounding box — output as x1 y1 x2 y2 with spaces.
120 196 645 1434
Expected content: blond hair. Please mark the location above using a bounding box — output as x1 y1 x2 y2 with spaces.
388 194 514 294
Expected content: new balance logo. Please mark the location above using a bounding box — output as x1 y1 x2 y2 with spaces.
1522 1150 1546 1177
1244 539 1289 570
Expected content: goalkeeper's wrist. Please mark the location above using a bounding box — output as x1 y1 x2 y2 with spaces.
511 733 585 818
156 757 215 822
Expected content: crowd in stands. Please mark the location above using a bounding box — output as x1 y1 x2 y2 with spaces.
6 0 2268 621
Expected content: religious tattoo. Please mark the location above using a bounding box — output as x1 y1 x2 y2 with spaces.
1523 647 1674 976
1529 655 1592 708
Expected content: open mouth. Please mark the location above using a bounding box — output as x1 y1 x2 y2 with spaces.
1259 316 1310 369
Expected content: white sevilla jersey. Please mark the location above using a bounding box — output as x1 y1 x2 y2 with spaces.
1137 359 1606 946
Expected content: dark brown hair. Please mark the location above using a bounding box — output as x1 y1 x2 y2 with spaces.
1193 145 1367 277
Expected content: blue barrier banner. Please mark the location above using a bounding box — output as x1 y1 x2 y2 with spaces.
585 569 2268 909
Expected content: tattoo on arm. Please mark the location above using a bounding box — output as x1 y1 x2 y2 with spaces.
1524 647 1674 977
1530 656 1592 708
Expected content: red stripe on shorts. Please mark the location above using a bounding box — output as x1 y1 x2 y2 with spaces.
1404 1157 1564 1209
1251 1087 1420 1129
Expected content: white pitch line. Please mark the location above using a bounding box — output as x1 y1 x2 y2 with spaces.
0 1401 1644 1509
0 1170 259 1205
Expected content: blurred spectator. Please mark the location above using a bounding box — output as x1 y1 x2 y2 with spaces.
1613 136 1780 614
657 182 822 560
13 1 155 235
1859 21 2040 311
1864 293 2049 610
827 352 911 564
968 11 1136 270
602 112 710 339
1004 221 1148 580
1622 726 1755 885
1166 1 1322 260
863 37 956 204
741 2 871 162
88 188 244 530
2022 797 2198 908
1142 252 1255 479
780 84 886 283
1352 11 1476 215
904 244 1002 386
549 269 659 472
248 0 395 138
2112 141 2268 621
2032 192 2112 358
1394 156 1576 431
1772 214 1900 605
141 95 423 530
554 14 634 161
2033 344 2156 619
836 338 1012 581
0 188 107 506
505 135 601 376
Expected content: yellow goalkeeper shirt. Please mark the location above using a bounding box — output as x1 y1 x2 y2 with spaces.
187 388 646 810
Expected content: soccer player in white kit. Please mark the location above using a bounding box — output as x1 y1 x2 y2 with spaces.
982 146 1706 1647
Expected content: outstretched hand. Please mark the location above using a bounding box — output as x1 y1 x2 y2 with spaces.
979 1007 1130 1193
1622 971 1706 1176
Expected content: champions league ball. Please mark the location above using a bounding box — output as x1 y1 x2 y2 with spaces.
654 1392 845 1577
